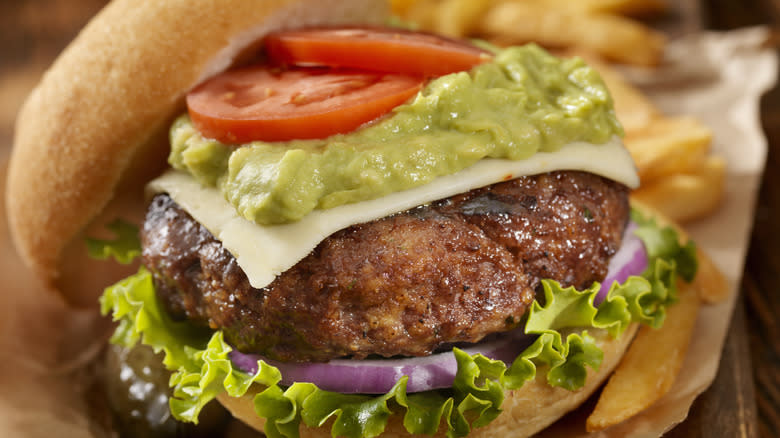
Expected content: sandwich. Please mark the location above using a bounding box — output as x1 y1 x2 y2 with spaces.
5 0 698 436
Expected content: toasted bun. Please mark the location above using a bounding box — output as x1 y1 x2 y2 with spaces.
6 0 388 306
217 325 638 437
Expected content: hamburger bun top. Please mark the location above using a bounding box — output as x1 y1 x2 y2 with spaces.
6 0 388 306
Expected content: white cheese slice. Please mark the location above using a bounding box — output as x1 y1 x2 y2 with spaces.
148 137 638 289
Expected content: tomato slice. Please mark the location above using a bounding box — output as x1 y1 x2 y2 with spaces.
187 67 424 143
264 27 491 77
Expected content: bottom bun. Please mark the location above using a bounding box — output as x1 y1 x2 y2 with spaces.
217 324 639 437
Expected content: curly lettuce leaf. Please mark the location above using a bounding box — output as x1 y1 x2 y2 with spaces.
86 219 141 264
99 268 281 424
631 209 697 282
99 207 697 437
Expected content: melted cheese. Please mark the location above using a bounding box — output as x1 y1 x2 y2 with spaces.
148 137 638 289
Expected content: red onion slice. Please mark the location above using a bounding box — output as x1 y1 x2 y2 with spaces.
229 329 531 394
229 221 648 394
596 222 648 305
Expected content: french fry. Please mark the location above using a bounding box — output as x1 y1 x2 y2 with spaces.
631 155 726 223
692 246 730 304
478 2 666 66
598 74 659 135
586 279 700 432
529 0 669 17
389 0 418 16
400 0 441 31
431 0 494 37
625 117 713 183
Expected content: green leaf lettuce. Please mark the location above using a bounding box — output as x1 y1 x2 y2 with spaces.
86 219 142 264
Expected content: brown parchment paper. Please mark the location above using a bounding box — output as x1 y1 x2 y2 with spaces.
0 27 776 438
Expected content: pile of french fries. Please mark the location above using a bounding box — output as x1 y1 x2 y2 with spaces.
392 0 730 433
392 0 668 65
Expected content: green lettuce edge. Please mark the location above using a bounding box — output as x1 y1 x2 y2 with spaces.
86 219 141 264
99 208 696 438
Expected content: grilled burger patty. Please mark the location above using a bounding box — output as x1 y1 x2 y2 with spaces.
142 171 630 362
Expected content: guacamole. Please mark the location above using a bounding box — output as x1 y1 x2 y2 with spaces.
169 44 622 225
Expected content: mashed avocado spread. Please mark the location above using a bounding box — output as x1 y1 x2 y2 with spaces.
169 44 622 225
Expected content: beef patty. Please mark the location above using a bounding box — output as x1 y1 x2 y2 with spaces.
142 171 630 362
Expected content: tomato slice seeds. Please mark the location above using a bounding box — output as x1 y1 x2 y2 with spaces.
187 67 424 143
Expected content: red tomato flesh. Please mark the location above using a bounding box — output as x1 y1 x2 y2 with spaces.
187 67 424 143
264 27 491 77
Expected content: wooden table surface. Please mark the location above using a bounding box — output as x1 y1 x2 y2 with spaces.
0 1 777 437
698 2 780 438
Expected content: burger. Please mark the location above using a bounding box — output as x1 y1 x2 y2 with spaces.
5 0 698 437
